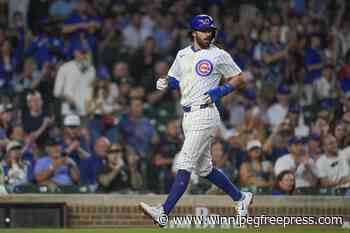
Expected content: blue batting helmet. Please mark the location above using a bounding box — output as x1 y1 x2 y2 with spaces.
190 14 217 31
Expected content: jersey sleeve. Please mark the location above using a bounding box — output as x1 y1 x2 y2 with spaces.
217 50 242 79
167 53 182 81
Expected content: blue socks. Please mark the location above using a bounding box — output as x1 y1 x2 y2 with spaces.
163 169 191 215
162 168 242 215
205 168 242 201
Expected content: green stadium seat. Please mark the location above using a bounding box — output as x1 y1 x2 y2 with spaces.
13 184 42 193
256 187 273 195
334 188 349 196
56 185 91 194
295 187 321 195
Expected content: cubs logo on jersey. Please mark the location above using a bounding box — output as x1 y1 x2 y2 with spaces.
195 59 213 77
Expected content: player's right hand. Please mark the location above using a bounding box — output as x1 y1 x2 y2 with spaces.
156 78 168 90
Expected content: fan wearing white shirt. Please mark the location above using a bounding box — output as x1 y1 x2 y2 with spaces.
54 46 95 116
316 135 350 188
274 136 318 188
267 84 290 130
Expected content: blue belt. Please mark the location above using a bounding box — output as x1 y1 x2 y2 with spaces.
182 104 210 112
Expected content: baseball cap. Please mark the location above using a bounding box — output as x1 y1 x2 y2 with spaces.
64 115 80 127
308 133 321 142
46 137 62 146
277 84 291 95
288 136 303 145
319 99 332 112
6 141 22 153
74 43 89 53
246 140 262 151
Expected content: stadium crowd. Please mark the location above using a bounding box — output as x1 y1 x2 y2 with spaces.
0 0 349 196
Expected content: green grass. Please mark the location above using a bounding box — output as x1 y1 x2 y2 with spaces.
0 227 347 233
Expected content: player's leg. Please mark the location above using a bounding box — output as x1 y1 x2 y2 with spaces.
196 128 242 201
197 129 253 216
140 129 210 226
163 129 212 214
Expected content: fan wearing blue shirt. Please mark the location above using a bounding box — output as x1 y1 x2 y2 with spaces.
62 0 101 60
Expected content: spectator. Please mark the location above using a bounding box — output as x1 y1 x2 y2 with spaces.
337 51 350 94
25 18 65 69
0 103 15 141
267 84 290 130
8 0 29 28
240 140 273 188
306 133 322 162
274 137 318 188
118 98 159 157
34 137 80 188
314 64 337 100
238 101 267 147
97 143 130 193
303 35 323 106
122 11 152 52
61 114 90 165
110 62 132 108
272 170 296 195
230 35 251 70
62 0 101 59
153 14 177 54
334 121 348 149
79 136 110 187
143 61 171 105
316 134 350 188
3 141 33 190
54 45 95 117
262 25 287 86
12 58 39 105
125 146 144 192
205 140 236 195
98 17 127 71
263 118 292 163
152 119 182 193
86 79 119 144
0 38 24 97
223 129 245 174
22 91 53 149
31 62 58 114
130 36 161 83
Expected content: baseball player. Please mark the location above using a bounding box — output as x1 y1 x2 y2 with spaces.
140 14 253 226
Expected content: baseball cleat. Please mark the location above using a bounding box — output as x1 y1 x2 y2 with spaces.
235 191 254 217
139 202 168 227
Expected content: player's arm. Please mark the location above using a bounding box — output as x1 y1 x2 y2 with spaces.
204 72 246 104
156 54 181 91
204 50 248 103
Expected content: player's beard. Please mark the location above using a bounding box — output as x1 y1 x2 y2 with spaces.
195 33 211 49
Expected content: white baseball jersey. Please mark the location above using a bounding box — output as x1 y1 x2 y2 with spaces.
168 44 242 107
169 44 241 176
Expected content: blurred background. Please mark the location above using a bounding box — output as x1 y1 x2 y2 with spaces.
0 0 348 198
